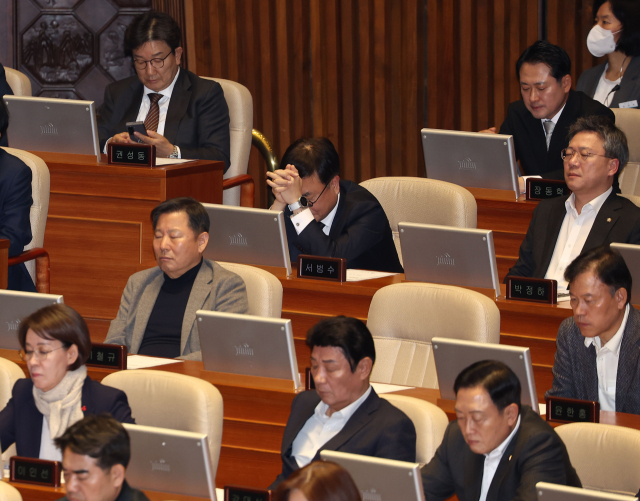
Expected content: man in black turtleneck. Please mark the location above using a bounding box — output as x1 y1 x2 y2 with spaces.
105 197 248 360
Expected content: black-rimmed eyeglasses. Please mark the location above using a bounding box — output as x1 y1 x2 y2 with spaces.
561 148 612 162
133 52 173 70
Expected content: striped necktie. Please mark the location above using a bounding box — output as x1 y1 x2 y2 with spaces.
544 120 555 150
144 93 162 133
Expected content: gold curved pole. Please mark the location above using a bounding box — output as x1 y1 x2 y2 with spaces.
251 129 279 206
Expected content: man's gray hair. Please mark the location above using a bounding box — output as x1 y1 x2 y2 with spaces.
567 116 629 170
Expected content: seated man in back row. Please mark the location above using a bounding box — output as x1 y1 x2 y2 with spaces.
267 137 402 273
105 197 248 360
506 115 640 293
270 316 416 489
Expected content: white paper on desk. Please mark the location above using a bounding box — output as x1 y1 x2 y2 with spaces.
371 382 415 394
346 269 398 282
154 157 196 166
216 488 223 500
539 403 547 415
126 355 183 370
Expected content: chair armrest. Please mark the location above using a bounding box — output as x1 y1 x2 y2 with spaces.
223 174 254 207
8 248 50 294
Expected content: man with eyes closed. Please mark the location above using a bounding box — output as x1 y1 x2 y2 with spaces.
105 197 248 360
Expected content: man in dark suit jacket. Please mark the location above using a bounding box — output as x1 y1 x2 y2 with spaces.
270 317 416 489
97 11 230 170
267 137 402 273
421 361 580 501
507 116 640 285
547 246 640 414
0 62 13 147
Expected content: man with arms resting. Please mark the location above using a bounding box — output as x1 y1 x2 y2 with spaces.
270 316 416 489
55 414 148 501
105 197 248 360
98 11 230 169
421 360 580 501
267 137 402 273
506 115 640 292
547 245 640 414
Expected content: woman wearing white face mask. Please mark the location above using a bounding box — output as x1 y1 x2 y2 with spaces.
577 0 640 108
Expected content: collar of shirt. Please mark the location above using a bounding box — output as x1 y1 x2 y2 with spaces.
584 303 630 355
143 67 181 103
540 103 566 133
484 414 521 461
320 193 340 236
565 186 612 218
315 384 371 423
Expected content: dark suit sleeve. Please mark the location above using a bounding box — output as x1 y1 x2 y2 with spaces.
0 160 33 257
546 320 577 400
421 424 457 501
106 388 135 424
625 217 640 244
371 411 416 462
504 203 541 280
0 393 17 453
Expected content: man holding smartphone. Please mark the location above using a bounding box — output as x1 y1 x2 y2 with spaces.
98 11 231 171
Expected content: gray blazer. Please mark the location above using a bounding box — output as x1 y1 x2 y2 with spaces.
105 259 248 360
577 58 640 108
546 306 640 415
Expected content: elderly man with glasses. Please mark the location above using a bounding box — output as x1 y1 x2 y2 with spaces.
506 115 640 292
97 11 230 169
267 137 402 272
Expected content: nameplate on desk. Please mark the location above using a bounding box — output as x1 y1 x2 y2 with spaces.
506 276 557 304
546 396 599 424
86 343 127 370
525 178 571 201
225 485 272 501
107 143 156 167
297 255 347 282
10 457 62 487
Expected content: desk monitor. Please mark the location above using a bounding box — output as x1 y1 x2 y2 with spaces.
0 290 63 350
399 222 500 298
123 423 216 500
610 243 640 303
320 451 425 501
202 203 292 276
432 337 539 413
536 482 638 501
3 96 101 162
421 128 519 200
197 310 301 389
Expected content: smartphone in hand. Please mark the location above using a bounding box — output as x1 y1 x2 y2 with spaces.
126 121 147 143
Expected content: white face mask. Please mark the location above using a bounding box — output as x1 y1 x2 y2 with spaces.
587 24 622 57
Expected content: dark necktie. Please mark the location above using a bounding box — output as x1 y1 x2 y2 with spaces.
144 93 162 133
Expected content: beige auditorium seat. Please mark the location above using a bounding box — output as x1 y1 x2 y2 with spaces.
200 77 253 206
217 262 283 317
1 148 50 292
359 177 477 265
0 482 22 501
0 358 26 464
102 370 223 480
613 108 640 196
4 67 31 96
380 393 448 464
367 283 500 388
555 422 640 495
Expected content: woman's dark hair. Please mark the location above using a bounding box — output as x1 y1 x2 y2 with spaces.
124 10 182 56
454 360 522 413
306 316 376 372
564 245 632 304
279 137 341 185
18 304 91 371
515 40 572 82
593 0 640 57
274 461 361 501
150 197 210 234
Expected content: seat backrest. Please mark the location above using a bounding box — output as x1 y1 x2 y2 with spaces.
217 262 282 317
556 422 640 495
0 481 23 501
367 282 500 388
0 358 26 465
4 67 32 97
200 77 253 206
0 148 50 283
613 108 640 163
102 370 224 479
359 177 477 265
620 163 640 196
380 393 448 464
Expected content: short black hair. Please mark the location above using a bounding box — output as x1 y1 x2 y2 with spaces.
306 316 376 372
150 197 209 234
55 414 131 471
279 137 340 185
515 40 572 82
124 10 182 57
0 98 9 136
564 245 632 304
593 0 640 57
454 360 521 413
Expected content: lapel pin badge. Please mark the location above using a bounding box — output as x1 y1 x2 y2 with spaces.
607 218 612 223
509 455 512 461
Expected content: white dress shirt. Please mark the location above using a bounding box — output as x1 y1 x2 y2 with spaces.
39 417 63 461
479 415 521 501
545 187 612 291
290 193 340 236
584 303 630 411
593 64 621 107
291 385 371 468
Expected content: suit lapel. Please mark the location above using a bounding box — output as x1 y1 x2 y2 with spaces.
522 111 548 173
547 91 577 162
130 274 164 353
616 308 640 412
485 429 520 501
328 182 348 239
163 70 191 145
611 58 640 108
583 191 620 251
180 261 212 355
283 393 321 454
463 451 485 501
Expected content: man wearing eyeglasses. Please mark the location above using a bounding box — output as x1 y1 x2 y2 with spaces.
267 137 403 273
97 11 230 169
506 115 640 292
